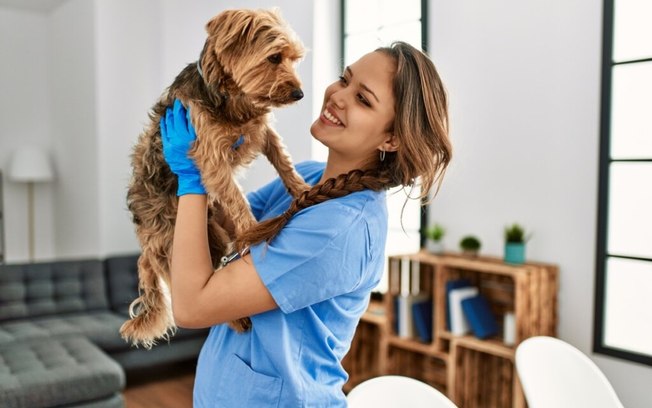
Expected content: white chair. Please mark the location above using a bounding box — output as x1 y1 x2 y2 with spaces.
515 336 625 408
346 375 458 408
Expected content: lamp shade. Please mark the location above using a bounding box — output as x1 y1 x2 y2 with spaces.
9 147 54 183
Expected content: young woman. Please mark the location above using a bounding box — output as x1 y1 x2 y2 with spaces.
161 41 452 407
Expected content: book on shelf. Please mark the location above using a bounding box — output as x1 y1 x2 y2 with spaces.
461 294 499 339
395 293 430 338
445 279 472 331
412 298 433 342
391 257 433 341
448 286 479 336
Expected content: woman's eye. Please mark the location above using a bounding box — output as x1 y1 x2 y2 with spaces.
267 53 282 64
337 76 370 106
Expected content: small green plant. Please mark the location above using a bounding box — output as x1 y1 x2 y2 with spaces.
504 223 530 243
459 235 481 251
425 224 445 242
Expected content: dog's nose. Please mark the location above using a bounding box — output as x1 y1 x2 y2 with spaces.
291 89 304 101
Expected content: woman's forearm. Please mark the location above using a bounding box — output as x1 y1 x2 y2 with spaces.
169 193 277 328
170 194 214 325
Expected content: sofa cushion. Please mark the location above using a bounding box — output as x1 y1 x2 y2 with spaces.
0 337 124 408
0 311 128 352
0 260 109 321
0 310 208 353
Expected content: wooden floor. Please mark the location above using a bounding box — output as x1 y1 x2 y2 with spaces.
123 362 195 408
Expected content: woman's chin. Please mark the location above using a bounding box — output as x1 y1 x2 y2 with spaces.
310 121 325 141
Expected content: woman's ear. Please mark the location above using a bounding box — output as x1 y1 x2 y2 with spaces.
380 133 400 153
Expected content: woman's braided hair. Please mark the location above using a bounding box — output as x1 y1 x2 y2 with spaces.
237 41 451 251
236 168 397 250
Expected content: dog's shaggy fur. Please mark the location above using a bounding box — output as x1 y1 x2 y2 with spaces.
121 8 309 348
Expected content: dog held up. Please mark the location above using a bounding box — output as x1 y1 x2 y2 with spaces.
122 8 309 349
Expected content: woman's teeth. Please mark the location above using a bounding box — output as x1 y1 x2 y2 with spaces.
323 110 342 125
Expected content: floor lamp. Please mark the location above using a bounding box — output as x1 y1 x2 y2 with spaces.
9 147 54 262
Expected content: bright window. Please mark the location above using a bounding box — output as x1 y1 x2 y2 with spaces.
594 0 652 366
341 0 428 292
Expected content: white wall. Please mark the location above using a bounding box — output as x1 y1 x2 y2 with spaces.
428 1 652 407
311 0 340 162
0 8 55 262
94 0 160 256
49 0 100 259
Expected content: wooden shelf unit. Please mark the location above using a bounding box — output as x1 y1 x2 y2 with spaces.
343 251 558 408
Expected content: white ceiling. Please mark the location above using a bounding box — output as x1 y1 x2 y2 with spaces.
0 0 67 14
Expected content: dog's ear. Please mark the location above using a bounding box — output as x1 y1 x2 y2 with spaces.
205 10 230 37
205 9 258 53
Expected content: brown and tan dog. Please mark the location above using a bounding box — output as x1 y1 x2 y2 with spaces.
122 8 309 348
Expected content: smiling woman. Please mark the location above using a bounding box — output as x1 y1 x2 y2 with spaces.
162 40 451 407
311 52 399 176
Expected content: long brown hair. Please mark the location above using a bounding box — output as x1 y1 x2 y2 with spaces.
237 41 452 251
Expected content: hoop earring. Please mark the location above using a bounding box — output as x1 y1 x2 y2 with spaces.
380 149 386 162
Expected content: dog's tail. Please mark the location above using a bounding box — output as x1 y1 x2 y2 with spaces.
120 254 176 349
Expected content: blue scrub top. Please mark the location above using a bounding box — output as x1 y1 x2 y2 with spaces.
193 161 388 407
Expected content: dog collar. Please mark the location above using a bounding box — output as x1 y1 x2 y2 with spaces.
197 49 205 80
231 135 245 150
197 60 204 79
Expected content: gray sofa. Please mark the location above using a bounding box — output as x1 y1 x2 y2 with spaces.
0 254 209 408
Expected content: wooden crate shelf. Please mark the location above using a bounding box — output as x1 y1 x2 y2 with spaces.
343 251 558 408
386 345 448 394
387 335 448 359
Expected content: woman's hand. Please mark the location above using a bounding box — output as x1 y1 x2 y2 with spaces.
160 99 207 196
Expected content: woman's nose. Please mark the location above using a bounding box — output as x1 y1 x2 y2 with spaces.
329 89 346 109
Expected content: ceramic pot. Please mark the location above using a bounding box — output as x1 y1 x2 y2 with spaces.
504 242 525 264
426 240 444 254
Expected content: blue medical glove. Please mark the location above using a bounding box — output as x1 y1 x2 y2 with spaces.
160 99 207 196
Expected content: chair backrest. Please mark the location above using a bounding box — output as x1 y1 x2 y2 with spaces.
347 375 458 408
515 336 624 408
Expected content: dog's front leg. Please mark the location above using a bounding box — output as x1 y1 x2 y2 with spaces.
263 126 310 198
201 161 257 238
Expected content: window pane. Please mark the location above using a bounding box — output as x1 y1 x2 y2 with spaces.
345 21 422 66
379 0 421 26
378 21 422 50
345 32 385 65
607 163 652 258
604 257 652 356
610 61 652 159
345 0 382 35
613 0 652 62
345 0 421 36
387 186 421 230
344 0 423 295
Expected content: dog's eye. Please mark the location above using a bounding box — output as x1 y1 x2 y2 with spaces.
267 53 282 64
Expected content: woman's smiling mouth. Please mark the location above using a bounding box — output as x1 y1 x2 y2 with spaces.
321 108 343 126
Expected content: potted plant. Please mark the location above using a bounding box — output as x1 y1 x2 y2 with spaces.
425 224 445 254
504 223 529 264
459 235 481 257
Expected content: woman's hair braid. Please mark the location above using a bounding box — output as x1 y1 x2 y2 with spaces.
236 168 395 251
